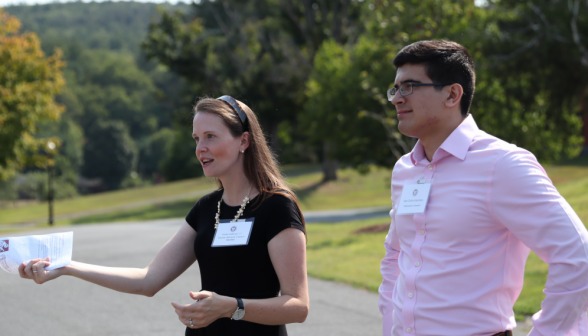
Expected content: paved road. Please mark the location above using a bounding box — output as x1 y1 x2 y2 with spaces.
0 219 381 336
0 219 531 336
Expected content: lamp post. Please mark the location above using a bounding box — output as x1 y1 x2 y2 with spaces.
47 141 55 226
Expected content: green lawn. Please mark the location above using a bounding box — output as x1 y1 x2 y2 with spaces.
0 178 215 225
53 166 394 225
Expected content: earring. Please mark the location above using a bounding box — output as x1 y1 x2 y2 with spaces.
241 150 245 153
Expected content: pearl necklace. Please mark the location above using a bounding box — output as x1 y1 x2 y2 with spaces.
215 186 252 229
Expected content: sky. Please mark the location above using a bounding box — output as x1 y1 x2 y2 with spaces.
0 0 191 6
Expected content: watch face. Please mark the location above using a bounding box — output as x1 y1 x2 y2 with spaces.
233 309 245 320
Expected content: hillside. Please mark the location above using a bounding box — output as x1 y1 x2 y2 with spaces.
4 1 190 56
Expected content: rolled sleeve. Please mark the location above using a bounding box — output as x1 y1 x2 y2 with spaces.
490 150 588 335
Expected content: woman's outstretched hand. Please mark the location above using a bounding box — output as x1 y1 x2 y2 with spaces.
18 257 64 284
172 291 238 329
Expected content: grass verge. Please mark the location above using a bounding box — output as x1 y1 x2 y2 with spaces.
306 217 564 321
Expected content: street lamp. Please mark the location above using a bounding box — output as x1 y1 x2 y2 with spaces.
47 141 55 226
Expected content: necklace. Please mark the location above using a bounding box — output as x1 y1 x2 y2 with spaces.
215 186 253 229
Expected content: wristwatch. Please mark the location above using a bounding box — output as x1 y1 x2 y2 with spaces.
231 298 245 320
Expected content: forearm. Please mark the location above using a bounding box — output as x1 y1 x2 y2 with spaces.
64 261 152 296
217 294 309 325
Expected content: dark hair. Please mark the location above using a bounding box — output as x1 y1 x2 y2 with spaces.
193 98 306 229
393 40 475 116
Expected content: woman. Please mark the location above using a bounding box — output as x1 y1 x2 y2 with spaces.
19 96 309 336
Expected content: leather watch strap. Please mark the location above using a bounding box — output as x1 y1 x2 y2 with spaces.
236 297 244 310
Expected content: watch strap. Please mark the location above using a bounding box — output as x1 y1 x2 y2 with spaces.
231 298 244 320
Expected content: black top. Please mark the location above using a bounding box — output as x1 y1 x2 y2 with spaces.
184 190 305 336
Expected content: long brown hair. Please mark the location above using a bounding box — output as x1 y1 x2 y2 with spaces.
194 97 306 228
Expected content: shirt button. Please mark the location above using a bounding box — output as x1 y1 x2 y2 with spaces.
415 262 420 267
408 292 414 298
407 327 412 332
428 164 433 170
419 229 425 235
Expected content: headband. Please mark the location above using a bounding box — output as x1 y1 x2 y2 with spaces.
217 95 248 125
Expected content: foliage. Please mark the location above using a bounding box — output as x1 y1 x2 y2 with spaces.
61 48 161 137
142 0 362 156
159 128 203 182
137 127 175 179
302 0 585 167
472 0 587 162
81 120 137 190
2 3 189 194
0 9 65 180
5 2 190 57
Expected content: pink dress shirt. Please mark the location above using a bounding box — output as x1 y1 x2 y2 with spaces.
379 115 588 336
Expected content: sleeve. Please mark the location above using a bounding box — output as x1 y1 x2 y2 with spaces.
379 179 401 336
265 194 305 243
185 199 201 232
490 149 588 336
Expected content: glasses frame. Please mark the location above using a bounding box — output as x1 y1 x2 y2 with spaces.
387 82 453 101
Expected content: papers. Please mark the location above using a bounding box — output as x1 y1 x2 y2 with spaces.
0 232 73 275
212 218 254 247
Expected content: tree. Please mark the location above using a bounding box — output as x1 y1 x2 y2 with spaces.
302 0 584 172
81 120 137 190
302 0 490 171
142 0 363 180
472 0 586 162
0 9 65 180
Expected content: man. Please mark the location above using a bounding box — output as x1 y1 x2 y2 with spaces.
379 40 588 336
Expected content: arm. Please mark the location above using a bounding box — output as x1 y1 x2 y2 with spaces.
490 150 588 336
172 227 309 327
379 212 401 336
20 222 197 297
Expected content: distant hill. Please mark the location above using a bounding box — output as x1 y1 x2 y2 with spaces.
3 1 190 56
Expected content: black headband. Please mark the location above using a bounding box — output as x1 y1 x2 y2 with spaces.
217 95 247 125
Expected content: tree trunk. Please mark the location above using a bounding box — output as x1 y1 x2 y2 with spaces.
322 141 338 182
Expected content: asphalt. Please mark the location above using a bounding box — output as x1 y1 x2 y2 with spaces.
0 220 382 336
0 216 531 336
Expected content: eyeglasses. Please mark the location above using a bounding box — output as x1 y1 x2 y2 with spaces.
387 82 453 101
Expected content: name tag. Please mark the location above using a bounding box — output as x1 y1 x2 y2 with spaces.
396 183 432 214
211 218 255 247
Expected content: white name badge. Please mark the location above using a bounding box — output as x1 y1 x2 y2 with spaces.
211 218 255 247
396 183 432 215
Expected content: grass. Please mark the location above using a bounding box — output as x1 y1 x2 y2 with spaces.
2 158 588 320
306 217 389 292
0 177 215 225
24 165 394 226
67 200 197 224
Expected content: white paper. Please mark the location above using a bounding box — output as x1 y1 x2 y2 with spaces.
212 219 254 247
0 232 73 275
397 183 432 214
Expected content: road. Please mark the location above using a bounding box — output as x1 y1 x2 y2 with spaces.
0 219 382 336
0 218 531 336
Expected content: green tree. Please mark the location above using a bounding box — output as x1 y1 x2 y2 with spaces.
302 0 490 170
81 120 137 190
159 127 202 182
472 0 586 162
137 127 175 179
142 0 362 180
0 9 65 180
302 0 583 172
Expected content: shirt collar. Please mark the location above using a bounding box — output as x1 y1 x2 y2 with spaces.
410 114 479 165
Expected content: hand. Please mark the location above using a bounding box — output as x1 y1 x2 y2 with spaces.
18 257 64 284
171 291 237 329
